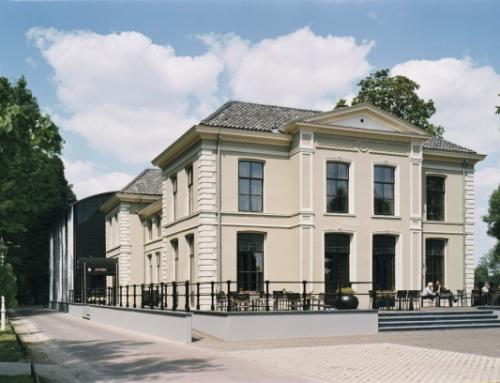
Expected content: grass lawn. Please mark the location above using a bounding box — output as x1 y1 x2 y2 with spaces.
0 321 25 362
0 376 33 383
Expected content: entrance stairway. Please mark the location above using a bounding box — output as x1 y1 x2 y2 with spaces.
378 309 500 331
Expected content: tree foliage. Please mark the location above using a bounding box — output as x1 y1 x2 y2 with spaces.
338 69 444 136
0 76 75 304
0 263 17 308
483 185 500 241
476 185 500 287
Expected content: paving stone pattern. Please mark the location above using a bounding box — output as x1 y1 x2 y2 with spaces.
231 343 500 383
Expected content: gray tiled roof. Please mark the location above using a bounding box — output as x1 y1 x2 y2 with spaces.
121 168 162 196
423 136 476 154
201 100 320 132
201 101 477 154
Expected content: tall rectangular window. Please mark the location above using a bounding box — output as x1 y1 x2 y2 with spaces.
324 233 350 292
239 161 263 212
427 176 445 221
374 165 395 215
186 165 194 215
237 233 264 292
186 235 195 305
147 219 152 240
171 175 178 220
155 215 161 237
171 239 178 281
425 239 445 285
326 162 349 213
155 252 161 283
373 235 396 291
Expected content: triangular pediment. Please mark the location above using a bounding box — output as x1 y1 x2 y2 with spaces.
288 103 430 137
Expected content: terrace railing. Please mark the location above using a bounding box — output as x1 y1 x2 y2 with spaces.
68 280 379 312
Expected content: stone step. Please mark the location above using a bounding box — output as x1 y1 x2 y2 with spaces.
379 310 493 317
379 314 498 322
379 322 500 332
379 319 500 327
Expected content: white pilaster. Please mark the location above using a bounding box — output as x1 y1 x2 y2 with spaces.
464 168 476 293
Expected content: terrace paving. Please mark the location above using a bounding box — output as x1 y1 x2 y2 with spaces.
9 307 500 383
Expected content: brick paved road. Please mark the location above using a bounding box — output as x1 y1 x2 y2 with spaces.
231 343 500 383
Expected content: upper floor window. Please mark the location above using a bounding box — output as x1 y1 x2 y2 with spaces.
326 162 349 213
374 165 395 216
238 161 263 212
427 176 445 221
186 165 194 214
155 215 161 237
147 219 153 240
171 175 178 220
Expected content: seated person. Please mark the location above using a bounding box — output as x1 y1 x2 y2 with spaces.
421 282 435 305
435 282 458 306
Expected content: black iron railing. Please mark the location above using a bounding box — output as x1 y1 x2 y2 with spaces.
67 281 484 312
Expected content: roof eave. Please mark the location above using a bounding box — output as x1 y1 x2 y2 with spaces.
423 149 487 163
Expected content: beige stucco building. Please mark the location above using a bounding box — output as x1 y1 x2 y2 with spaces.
101 169 163 287
105 101 485 303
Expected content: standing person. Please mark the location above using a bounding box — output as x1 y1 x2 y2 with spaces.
481 282 491 306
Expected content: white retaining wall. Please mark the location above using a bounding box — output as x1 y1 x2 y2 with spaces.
193 310 378 341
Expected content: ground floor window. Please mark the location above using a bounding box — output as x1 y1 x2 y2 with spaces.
237 233 264 292
373 235 396 291
325 233 350 292
425 239 445 286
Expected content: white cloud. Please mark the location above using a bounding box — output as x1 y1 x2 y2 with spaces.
29 27 375 163
203 27 374 110
27 28 223 163
392 57 500 154
392 57 500 261
63 159 133 200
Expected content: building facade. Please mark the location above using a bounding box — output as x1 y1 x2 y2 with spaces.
101 169 163 287
49 192 116 306
150 101 484 302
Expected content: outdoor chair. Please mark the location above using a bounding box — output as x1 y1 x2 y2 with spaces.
216 291 227 310
456 290 468 307
317 293 336 310
471 289 481 306
396 290 408 311
232 293 250 311
437 289 452 307
407 290 421 311
273 291 286 310
286 292 301 310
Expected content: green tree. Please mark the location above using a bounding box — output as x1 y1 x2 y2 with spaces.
476 185 500 287
0 76 75 304
0 263 17 308
339 69 444 136
334 98 349 109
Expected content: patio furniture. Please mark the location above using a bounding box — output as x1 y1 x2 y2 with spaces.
273 291 286 310
437 289 453 307
286 292 301 310
374 291 396 310
407 290 420 311
396 290 408 311
317 293 337 310
231 293 250 311
455 290 467 307
216 291 227 310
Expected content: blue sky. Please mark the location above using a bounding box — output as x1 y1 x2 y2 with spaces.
1 0 499 260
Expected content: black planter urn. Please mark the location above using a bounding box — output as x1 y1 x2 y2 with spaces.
335 294 359 310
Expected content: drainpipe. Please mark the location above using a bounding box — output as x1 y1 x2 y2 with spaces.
462 158 469 291
216 133 223 284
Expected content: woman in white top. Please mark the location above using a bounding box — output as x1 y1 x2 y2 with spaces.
421 282 435 305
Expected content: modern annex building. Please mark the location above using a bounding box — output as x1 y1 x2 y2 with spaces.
103 101 485 306
49 192 116 306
